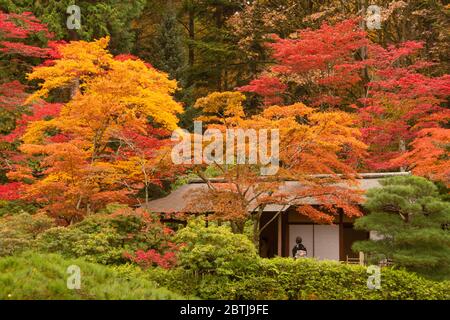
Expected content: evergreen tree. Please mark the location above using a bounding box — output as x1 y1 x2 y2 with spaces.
0 0 146 53
353 176 450 280
151 10 185 82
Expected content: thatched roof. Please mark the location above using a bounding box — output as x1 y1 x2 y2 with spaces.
143 172 411 213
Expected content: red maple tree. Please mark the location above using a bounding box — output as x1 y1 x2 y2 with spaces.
239 19 449 184
0 10 58 201
360 41 450 173
239 19 368 109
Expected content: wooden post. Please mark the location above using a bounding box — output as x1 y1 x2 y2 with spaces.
339 212 344 261
277 213 282 256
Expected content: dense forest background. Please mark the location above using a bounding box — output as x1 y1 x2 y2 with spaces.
0 0 449 208
1 0 448 127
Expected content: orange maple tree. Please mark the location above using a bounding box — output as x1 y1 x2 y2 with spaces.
393 110 450 186
184 91 367 241
8 37 183 224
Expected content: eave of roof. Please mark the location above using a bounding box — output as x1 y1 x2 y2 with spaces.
143 172 411 213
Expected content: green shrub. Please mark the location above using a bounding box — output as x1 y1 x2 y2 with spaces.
111 263 150 281
147 257 450 300
0 200 38 217
174 219 258 276
0 213 54 256
35 208 176 265
0 252 184 300
145 219 449 300
35 225 126 265
0 207 178 267
259 257 450 300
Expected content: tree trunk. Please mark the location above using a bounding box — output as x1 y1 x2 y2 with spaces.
252 211 261 249
399 139 406 172
188 9 195 67
230 220 245 234
359 0 369 82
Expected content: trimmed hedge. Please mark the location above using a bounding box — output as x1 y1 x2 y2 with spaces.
0 252 184 300
148 257 450 300
174 220 259 276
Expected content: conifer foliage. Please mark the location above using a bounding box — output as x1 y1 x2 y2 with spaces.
353 176 450 280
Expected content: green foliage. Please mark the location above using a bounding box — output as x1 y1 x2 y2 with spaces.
0 207 176 266
35 225 125 265
97 202 130 215
174 218 258 276
353 176 450 280
171 165 235 190
35 208 175 265
148 257 450 300
0 200 37 217
111 263 150 281
146 216 450 299
149 10 185 81
0 212 54 256
0 251 183 299
1 0 146 52
0 110 16 135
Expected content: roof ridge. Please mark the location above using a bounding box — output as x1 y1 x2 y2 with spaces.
187 172 411 184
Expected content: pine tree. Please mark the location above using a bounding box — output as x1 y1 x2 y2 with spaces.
353 176 450 280
151 10 185 82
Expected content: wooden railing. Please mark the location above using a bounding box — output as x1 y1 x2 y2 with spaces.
343 252 394 267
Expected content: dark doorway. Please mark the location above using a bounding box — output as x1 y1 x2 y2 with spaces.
343 224 369 259
259 212 278 258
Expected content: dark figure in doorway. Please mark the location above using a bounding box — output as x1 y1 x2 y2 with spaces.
292 236 307 258
260 237 269 258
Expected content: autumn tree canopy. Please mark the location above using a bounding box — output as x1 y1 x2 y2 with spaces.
7 37 183 224
240 18 450 185
184 91 366 241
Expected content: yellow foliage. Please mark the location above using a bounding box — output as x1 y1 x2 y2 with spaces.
25 37 182 134
21 119 59 144
13 37 185 220
194 91 246 125
26 37 113 103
